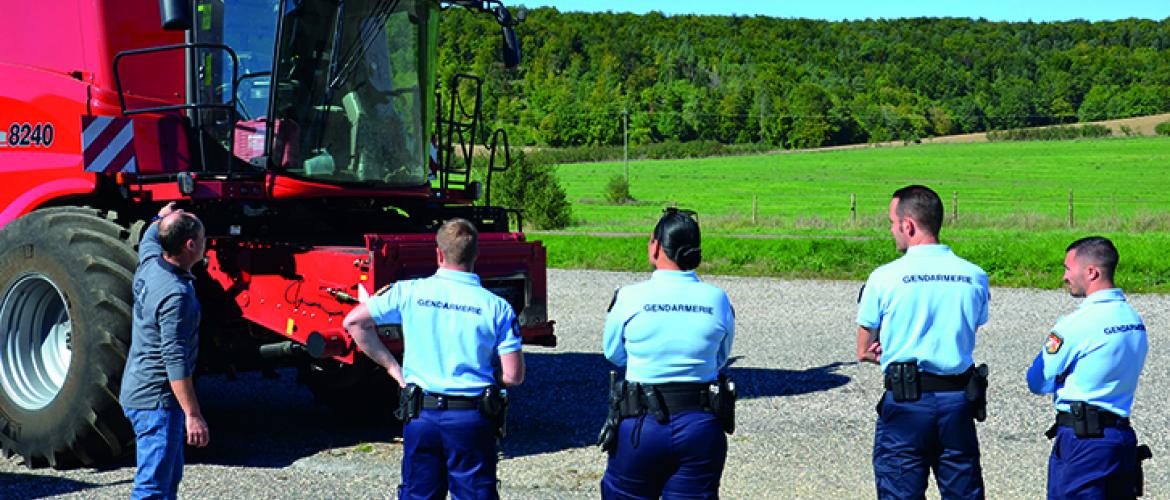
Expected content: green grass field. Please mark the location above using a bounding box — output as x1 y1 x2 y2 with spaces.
555 137 1170 235
535 137 1170 292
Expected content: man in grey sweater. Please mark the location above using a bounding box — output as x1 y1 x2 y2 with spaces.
120 202 208 500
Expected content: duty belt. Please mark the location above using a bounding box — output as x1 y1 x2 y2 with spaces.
422 394 479 410
883 370 970 392
1045 402 1131 440
617 382 712 418
1054 410 1129 428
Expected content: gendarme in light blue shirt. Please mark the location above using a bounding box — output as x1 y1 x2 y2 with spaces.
1026 288 1148 417
367 268 521 397
857 244 989 375
604 270 735 384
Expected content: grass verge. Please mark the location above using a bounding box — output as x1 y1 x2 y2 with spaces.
532 230 1170 293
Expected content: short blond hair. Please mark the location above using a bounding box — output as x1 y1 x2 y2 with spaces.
437 218 478 267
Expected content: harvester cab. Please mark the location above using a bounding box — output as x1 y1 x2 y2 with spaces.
116 0 522 187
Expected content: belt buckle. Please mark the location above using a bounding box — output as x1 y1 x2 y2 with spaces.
435 395 447 410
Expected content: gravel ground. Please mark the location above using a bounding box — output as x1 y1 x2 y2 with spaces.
2 268 1167 499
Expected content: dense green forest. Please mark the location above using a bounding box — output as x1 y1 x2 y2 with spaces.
437 8 1170 148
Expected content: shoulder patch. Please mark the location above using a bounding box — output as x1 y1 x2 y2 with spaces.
375 283 393 296
1045 332 1064 355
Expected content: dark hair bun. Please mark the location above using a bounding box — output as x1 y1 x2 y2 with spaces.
674 246 702 270
653 212 702 270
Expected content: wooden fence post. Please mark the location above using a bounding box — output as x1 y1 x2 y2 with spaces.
1068 190 1074 228
952 191 958 224
850 193 857 223
751 195 758 225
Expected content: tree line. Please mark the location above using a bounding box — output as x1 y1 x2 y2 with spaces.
437 8 1170 148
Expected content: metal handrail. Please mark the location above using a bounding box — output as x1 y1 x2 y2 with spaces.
112 43 240 117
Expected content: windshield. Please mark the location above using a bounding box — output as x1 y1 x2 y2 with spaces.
271 0 430 186
193 0 281 171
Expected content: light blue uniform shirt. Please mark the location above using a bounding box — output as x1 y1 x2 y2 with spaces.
603 270 735 384
857 244 990 375
367 268 522 397
1026 288 1148 417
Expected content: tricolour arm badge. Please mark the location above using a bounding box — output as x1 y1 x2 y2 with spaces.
1045 332 1064 354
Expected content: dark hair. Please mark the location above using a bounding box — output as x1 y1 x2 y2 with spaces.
892 185 944 236
159 213 203 256
1067 236 1118 280
437 218 479 267
652 209 702 270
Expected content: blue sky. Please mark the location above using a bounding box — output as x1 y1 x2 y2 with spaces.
516 1 1170 22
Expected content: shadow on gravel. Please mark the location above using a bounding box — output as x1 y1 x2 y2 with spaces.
502 353 851 458
126 357 851 467
728 359 852 399
183 369 400 469
0 472 104 498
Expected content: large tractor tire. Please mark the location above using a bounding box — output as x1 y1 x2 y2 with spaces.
0 207 137 468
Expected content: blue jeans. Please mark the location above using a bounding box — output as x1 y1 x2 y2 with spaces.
873 391 984 500
125 406 186 500
399 409 499 500
1048 425 1139 499
601 411 727 500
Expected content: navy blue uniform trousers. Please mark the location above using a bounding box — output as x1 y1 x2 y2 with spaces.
1048 425 1139 499
601 411 727 500
399 409 498 500
874 391 984 500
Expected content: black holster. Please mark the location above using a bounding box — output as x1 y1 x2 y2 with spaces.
478 386 509 439
708 375 737 435
965 364 989 422
1136 444 1153 497
886 361 920 402
598 371 625 453
396 384 422 424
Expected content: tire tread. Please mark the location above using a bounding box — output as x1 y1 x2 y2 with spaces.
0 208 137 468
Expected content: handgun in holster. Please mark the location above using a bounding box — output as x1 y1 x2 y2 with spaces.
708 374 737 434
396 384 422 424
597 371 625 453
1070 401 1104 438
886 361 920 402
478 386 509 439
965 364 989 422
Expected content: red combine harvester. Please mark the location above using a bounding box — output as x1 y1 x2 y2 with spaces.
0 0 553 468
